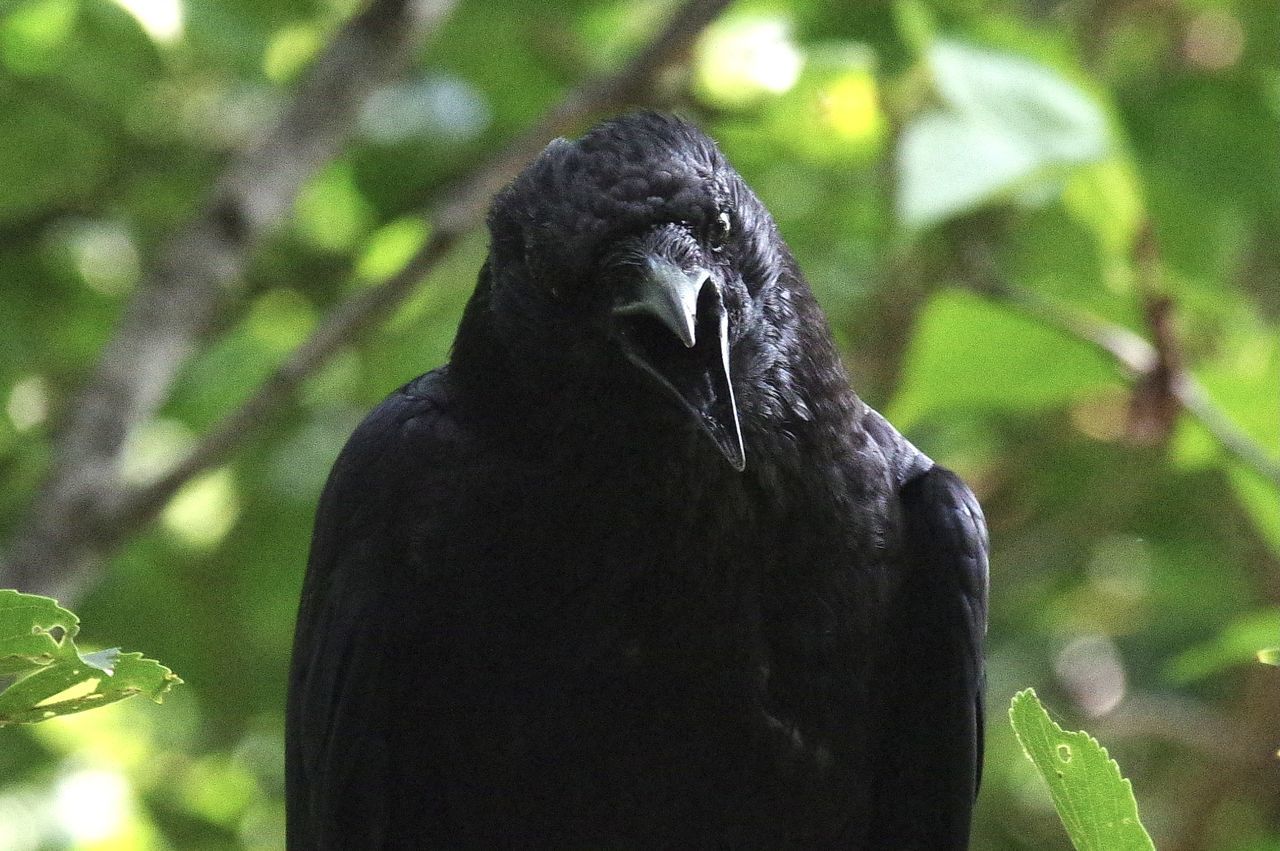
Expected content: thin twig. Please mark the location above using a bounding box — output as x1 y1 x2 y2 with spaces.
115 229 460 530
5 0 735 595
3 0 457 596
1173 376 1280 487
955 237 1280 489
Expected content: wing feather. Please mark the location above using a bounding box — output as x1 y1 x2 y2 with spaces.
867 464 989 849
285 369 459 849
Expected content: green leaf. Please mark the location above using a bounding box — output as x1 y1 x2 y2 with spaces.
1009 689 1154 851
896 40 1109 229
1165 607 1280 683
893 0 937 56
0 590 181 726
0 91 110 225
753 43 888 167
888 288 1120 429
355 217 432 283
0 0 78 76
1061 158 1144 268
0 589 80 675
293 159 375 253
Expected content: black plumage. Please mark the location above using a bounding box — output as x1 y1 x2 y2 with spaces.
286 113 988 849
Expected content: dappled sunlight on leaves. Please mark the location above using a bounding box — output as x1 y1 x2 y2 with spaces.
694 13 802 108
897 40 1110 229
0 0 76 76
263 23 324 84
107 0 183 45
161 469 239 550
294 160 377 254
6 376 49 434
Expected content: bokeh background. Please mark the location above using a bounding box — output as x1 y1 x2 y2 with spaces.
1 0 1277 847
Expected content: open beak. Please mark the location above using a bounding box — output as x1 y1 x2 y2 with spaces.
611 256 746 472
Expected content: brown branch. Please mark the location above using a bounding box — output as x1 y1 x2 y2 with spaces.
3 0 735 597
418 0 735 236
1125 222 1180 443
117 0 735 525
114 229 460 532
2 0 457 597
953 237 1280 489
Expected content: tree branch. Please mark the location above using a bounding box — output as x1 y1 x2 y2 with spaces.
3 0 734 597
953 237 1280 489
3 0 457 596
118 0 734 528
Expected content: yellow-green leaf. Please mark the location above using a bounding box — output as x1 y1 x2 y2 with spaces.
0 590 181 726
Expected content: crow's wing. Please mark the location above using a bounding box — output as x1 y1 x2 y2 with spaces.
285 369 460 850
867 464 989 850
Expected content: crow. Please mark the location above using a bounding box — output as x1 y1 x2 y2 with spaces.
286 112 988 849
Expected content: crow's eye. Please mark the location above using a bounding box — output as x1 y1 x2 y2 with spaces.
708 211 732 253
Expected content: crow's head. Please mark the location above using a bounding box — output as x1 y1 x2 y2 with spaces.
480 113 797 471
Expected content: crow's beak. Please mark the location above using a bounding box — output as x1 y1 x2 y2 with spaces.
612 257 746 472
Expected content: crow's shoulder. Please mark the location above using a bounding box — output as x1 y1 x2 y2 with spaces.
336 368 461 473
856 405 932 489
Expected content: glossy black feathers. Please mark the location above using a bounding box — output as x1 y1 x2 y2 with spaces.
286 113 988 849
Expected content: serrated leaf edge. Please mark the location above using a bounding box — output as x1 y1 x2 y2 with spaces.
1009 688 1154 851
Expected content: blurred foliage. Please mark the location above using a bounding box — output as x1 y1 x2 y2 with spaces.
1 0 1278 847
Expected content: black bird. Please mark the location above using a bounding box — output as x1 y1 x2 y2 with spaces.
286 113 988 849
